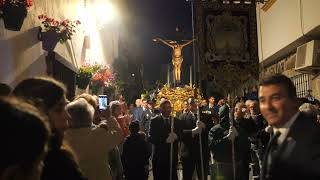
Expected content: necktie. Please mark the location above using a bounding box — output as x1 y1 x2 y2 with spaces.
261 131 281 180
164 118 170 127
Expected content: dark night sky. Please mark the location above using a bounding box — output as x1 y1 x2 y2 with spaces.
126 0 194 84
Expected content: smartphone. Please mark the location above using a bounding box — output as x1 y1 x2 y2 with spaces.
98 95 108 110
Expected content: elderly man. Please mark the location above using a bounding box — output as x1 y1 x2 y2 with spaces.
259 74 320 180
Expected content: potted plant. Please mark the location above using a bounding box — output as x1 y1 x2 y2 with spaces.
76 63 101 90
38 14 80 51
0 0 32 31
91 65 115 95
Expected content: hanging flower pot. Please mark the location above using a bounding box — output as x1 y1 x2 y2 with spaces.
2 4 27 31
41 30 60 51
76 75 91 90
37 15 81 49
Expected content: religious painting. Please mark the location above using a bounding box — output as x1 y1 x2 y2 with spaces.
205 12 249 63
194 1 259 94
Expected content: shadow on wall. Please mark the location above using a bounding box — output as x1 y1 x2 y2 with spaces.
0 27 43 84
12 53 47 87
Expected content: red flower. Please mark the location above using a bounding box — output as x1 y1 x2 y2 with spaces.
39 15 81 43
91 66 115 87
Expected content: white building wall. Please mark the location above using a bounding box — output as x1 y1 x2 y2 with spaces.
0 0 120 87
257 0 320 62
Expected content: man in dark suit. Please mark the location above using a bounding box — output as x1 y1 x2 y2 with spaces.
209 102 252 180
133 99 144 122
149 100 181 180
140 99 158 135
218 99 230 127
259 74 320 180
179 98 214 180
204 96 219 125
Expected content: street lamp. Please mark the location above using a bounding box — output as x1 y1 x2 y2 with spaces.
78 0 119 65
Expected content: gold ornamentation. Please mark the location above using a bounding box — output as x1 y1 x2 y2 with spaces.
156 84 202 115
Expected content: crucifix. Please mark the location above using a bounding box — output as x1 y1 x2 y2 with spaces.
153 38 195 83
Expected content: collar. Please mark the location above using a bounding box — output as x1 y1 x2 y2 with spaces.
273 112 300 145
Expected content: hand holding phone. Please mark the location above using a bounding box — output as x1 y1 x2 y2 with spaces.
98 95 108 110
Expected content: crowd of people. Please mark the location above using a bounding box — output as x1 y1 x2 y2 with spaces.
1 74 320 180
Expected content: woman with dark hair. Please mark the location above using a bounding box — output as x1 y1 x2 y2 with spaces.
13 77 87 180
0 97 50 180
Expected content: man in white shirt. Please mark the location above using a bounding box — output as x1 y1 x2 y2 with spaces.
259 74 320 180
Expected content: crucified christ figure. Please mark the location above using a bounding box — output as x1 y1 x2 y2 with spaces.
153 38 195 82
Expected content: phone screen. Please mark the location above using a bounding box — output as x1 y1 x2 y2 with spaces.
98 95 108 110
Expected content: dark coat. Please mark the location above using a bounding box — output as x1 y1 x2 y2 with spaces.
140 108 156 135
133 107 143 122
218 104 230 127
148 115 182 180
122 133 151 180
203 105 220 125
261 113 320 180
179 111 214 160
41 135 87 180
208 118 250 163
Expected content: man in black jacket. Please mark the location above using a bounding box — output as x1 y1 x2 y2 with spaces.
122 121 151 180
259 74 320 180
149 100 182 180
140 99 158 135
179 98 214 180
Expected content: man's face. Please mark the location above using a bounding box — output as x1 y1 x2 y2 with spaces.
142 100 148 108
160 102 172 117
249 102 259 115
147 102 155 109
201 100 208 107
259 84 298 128
189 103 197 113
209 97 215 104
234 104 246 120
48 96 70 133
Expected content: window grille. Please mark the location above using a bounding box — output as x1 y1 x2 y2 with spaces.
290 73 312 98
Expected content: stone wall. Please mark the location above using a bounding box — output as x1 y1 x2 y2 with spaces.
260 53 320 100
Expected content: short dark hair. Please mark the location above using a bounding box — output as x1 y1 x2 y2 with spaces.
0 97 50 170
147 99 156 105
129 121 140 134
13 77 67 112
259 74 297 99
160 100 171 108
187 97 196 105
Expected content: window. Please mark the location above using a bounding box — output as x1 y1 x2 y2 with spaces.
290 73 312 98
